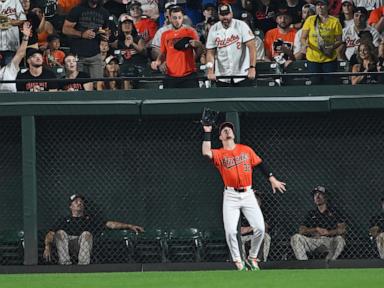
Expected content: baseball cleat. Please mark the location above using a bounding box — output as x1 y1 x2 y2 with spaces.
247 257 260 271
234 260 248 271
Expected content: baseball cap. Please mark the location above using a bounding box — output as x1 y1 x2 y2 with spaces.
119 13 134 23
354 6 368 15
302 4 316 13
341 0 353 4
26 48 43 59
312 185 326 195
173 36 192 50
164 2 178 10
69 194 85 204
218 4 232 16
219 122 235 134
315 0 329 5
105 55 119 65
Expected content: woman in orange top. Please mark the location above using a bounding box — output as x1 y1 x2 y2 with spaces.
31 6 56 50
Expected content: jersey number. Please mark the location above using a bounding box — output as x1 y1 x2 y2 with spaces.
243 164 251 172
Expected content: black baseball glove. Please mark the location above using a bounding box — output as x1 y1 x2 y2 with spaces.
201 107 219 126
174 37 193 50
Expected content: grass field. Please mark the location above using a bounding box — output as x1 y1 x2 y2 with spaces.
1 269 384 288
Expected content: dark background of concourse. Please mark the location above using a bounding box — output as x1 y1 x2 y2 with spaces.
0 110 383 264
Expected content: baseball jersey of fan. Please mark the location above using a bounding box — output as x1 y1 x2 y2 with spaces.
0 0 26 51
0 61 18 92
206 19 254 83
160 26 198 77
211 144 262 189
342 24 381 60
264 27 296 60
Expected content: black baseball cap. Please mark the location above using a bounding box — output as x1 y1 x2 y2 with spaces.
26 48 43 59
218 4 232 16
219 122 235 133
69 194 85 204
354 6 368 16
312 185 326 195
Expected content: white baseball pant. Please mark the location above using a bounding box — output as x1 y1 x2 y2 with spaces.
223 188 265 262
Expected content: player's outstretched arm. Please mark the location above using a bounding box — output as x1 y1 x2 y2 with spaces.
269 176 286 194
202 125 213 159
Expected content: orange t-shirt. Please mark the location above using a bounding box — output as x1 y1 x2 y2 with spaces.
212 144 262 189
264 27 296 59
135 18 158 43
58 0 82 15
368 6 384 26
44 49 66 66
160 27 198 77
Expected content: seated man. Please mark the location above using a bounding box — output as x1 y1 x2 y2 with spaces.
369 197 384 259
241 191 272 263
43 194 144 265
291 186 347 260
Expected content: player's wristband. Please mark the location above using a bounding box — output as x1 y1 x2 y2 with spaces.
203 132 211 141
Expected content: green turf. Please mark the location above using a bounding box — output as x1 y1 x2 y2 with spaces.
1 269 383 288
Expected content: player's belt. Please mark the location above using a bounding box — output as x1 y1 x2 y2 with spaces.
225 186 252 193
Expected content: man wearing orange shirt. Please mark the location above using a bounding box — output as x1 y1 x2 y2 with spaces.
128 1 157 46
264 11 296 62
151 6 202 88
368 5 384 34
202 122 286 271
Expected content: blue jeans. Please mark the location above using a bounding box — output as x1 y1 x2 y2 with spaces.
307 60 338 85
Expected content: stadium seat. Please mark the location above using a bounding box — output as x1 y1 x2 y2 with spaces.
97 229 135 263
167 228 203 262
132 228 168 263
0 230 24 265
202 229 230 262
256 62 281 87
283 60 312 86
337 60 350 85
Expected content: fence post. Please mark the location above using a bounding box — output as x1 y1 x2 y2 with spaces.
22 116 38 265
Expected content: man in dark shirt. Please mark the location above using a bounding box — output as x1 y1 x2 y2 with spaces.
62 0 110 90
290 186 347 260
43 194 144 265
16 48 58 92
369 197 384 259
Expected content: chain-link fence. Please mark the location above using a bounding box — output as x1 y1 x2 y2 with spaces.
1 111 384 265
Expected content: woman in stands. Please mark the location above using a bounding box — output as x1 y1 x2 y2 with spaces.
60 54 93 91
101 55 131 90
351 41 382 85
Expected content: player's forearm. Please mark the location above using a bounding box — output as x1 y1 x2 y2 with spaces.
206 49 215 73
105 221 132 230
202 141 212 157
246 39 257 67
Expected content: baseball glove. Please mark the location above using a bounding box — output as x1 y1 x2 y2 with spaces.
174 37 192 50
201 107 219 126
0 15 11 30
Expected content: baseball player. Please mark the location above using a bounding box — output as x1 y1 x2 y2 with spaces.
205 4 256 87
202 122 286 271
0 0 26 65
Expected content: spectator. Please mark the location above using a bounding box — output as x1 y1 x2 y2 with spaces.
16 48 58 91
339 0 355 28
44 34 65 67
369 197 384 259
31 5 56 50
128 1 158 46
59 53 94 91
368 5 384 35
241 191 272 263
134 0 160 20
290 186 347 260
151 6 202 88
101 55 131 90
100 40 111 63
206 4 256 87
294 3 316 60
340 7 381 61
351 41 381 84
240 11 266 61
328 0 342 16
353 0 383 11
283 0 306 29
43 194 144 265
196 3 217 44
264 11 296 63
21 0 40 49
251 0 279 34
301 0 343 84
0 22 31 92
0 0 27 65
62 0 111 91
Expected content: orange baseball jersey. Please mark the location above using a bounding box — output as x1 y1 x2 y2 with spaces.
160 27 198 77
134 18 158 43
212 144 262 188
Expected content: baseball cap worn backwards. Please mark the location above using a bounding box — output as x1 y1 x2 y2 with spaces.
69 194 85 204
219 122 235 134
218 4 232 16
312 185 326 195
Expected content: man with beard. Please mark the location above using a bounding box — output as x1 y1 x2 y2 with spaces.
0 21 31 92
43 194 144 265
62 0 110 90
151 6 202 88
206 4 256 87
16 48 57 91
264 11 296 62
202 122 286 271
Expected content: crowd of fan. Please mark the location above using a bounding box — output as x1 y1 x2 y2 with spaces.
1 0 384 92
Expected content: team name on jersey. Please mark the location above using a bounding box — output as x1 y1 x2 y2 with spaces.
26 82 48 91
215 34 240 48
344 36 359 49
222 153 249 169
1 7 16 16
